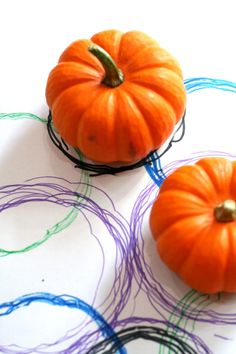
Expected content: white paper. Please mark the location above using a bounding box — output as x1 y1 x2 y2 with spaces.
0 1 236 353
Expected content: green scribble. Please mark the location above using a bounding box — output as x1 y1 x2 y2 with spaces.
159 289 219 354
0 112 91 256
0 112 48 123
159 290 197 354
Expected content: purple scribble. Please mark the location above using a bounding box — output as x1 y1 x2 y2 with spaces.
214 334 234 341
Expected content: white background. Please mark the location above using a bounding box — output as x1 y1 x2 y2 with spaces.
0 1 236 353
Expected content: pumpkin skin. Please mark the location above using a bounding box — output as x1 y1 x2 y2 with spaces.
150 157 236 294
46 30 186 163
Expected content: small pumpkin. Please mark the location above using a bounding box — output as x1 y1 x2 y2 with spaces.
150 157 236 294
46 30 186 164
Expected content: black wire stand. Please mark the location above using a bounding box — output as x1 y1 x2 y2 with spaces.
47 110 186 176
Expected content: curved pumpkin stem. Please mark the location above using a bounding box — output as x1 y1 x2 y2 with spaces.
88 44 124 88
214 199 236 222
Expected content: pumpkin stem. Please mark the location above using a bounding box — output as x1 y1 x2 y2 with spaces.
214 199 236 222
88 44 124 88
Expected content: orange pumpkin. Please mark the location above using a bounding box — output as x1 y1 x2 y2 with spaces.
46 30 186 164
150 157 236 294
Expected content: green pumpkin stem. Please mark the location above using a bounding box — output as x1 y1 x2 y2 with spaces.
214 199 236 222
88 44 124 88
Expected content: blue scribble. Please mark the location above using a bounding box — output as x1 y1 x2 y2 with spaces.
184 77 236 94
0 292 126 354
145 150 166 186
145 77 236 185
